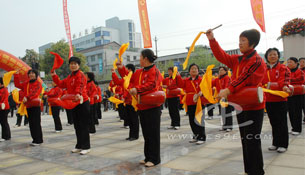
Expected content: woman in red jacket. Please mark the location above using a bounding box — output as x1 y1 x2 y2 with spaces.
287 57 304 135
52 57 91 155
0 77 11 142
125 49 162 167
162 67 181 130
262 48 291 153
85 72 97 134
212 66 233 132
206 29 266 175
176 63 206 145
44 82 63 133
14 69 43 146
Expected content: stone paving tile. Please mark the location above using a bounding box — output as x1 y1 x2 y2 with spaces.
265 165 305 175
270 154 305 169
1 161 60 175
32 165 87 175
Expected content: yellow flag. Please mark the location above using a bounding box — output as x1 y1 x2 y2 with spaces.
195 98 203 124
183 32 205 70
12 89 20 104
172 66 178 79
228 70 232 77
49 107 52 115
262 88 289 98
119 43 129 63
17 102 28 117
113 58 118 69
131 95 138 111
200 65 218 104
181 95 187 112
3 71 17 87
108 96 124 105
112 86 117 94
123 71 133 89
161 71 164 78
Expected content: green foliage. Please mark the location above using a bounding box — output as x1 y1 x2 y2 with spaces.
156 60 174 73
187 47 221 70
40 40 89 80
21 49 39 68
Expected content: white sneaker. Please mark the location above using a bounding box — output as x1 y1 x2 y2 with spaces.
174 126 180 130
167 126 174 129
80 149 91 155
71 149 81 153
291 131 300 136
196 140 205 145
207 116 213 120
124 126 129 129
14 125 20 128
55 130 62 133
90 133 95 136
268 145 278 151
277 147 287 153
30 143 41 146
0 139 5 142
226 129 232 132
189 138 197 143
66 123 71 126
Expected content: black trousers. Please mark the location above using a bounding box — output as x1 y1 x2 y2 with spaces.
0 110 11 140
65 109 74 124
72 101 90 149
51 106 62 131
16 114 28 126
266 101 289 148
303 95 305 122
93 103 99 125
97 102 102 119
118 104 128 126
10 107 15 117
167 97 181 126
126 104 139 139
236 109 264 175
27 107 43 144
187 105 206 141
88 104 96 133
220 105 233 129
288 95 303 133
206 103 214 117
139 106 161 165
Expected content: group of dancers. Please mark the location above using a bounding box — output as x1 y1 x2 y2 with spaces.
0 28 304 174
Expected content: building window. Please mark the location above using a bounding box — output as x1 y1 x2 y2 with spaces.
102 31 110 36
103 40 110 44
91 56 96 62
98 54 103 59
86 40 90 44
95 31 101 37
129 33 133 40
133 56 137 60
127 56 130 61
92 66 96 71
95 40 101 46
129 41 133 48
128 22 133 32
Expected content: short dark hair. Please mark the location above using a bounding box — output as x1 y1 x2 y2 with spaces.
188 63 199 72
27 69 39 78
85 72 95 81
219 66 228 72
288 57 298 63
0 77 3 85
126 64 135 73
240 29 261 48
264 48 281 63
69 56 81 65
141 49 157 63
168 67 174 72
299 57 305 61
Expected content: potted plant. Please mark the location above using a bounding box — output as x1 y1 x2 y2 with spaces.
278 18 305 59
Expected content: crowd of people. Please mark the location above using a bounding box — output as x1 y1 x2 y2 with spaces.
0 28 305 174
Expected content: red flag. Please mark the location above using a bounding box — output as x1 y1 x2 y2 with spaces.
250 0 266 32
138 0 152 48
50 52 64 73
63 0 73 58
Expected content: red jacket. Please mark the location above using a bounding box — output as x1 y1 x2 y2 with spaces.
14 74 42 101
162 77 180 98
176 75 204 106
112 72 130 103
127 64 163 110
262 62 291 102
0 87 10 110
87 81 97 105
96 86 102 103
212 74 231 92
45 86 63 98
52 70 89 102
289 67 305 85
209 39 266 111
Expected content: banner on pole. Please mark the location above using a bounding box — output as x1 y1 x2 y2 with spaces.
63 0 74 58
250 0 266 32
138 0 152 48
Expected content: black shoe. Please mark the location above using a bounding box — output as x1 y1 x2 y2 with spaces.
125 137 130 140
129 138 138 141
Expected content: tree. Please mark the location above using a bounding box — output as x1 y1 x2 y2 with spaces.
41 40 89 80
21 49 40 69
187 46 221 70
156 60 174 73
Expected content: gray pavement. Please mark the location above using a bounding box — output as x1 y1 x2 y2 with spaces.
0 107 304 175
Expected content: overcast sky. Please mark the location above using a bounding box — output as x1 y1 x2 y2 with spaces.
0 0 304 58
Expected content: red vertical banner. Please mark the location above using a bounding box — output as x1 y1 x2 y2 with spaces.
250 0 266 32
63 0 73 58
138 0 152 48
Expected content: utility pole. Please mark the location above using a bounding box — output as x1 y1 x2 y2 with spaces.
154 36 158 57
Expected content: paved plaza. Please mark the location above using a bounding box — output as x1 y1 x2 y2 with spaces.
0 108 304 175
